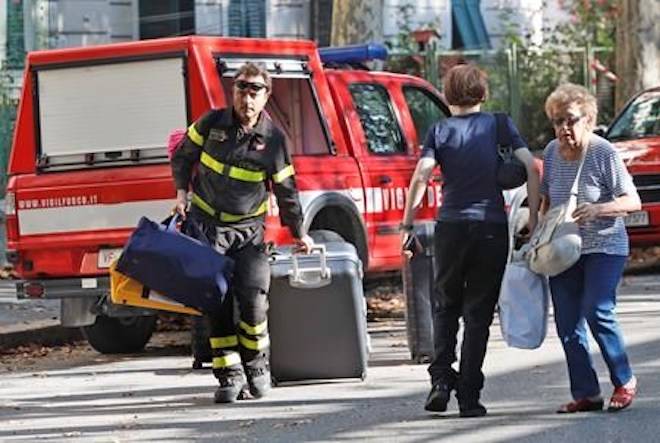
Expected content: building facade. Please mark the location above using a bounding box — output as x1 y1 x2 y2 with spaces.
3 0 571 58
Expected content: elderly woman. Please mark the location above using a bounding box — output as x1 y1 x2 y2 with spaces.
542 83 641 413
401 64 540 417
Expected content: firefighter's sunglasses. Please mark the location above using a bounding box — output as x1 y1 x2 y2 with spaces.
234 80 269 93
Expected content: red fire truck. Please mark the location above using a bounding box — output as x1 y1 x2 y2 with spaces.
1 37 528 353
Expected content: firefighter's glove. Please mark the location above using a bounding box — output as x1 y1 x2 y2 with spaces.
294 234 314 254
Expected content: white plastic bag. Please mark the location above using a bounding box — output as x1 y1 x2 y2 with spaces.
498 259 549 349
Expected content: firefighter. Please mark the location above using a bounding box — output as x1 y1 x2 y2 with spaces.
171 62 313 403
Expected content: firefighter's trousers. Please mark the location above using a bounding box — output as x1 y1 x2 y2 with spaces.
195 218 271 379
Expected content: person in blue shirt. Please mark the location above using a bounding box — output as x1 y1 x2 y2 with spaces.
401 63 540 417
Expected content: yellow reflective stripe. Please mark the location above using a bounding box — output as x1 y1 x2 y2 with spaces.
200 151 224 174
228 166 266 182
191 193 216 217
212 352 241 369
187 123 204 146
239 320 267 335
239 334 270 351
272 164 295 184
210 336 238 349
219 200 268 222
192 193 268 223
200 152 265 183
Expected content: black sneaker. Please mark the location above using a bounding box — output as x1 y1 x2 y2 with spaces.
459 401 487 418
424 382 453 412
214 370 247 404
245 364 272 399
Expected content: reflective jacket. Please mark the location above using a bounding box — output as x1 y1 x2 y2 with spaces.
171 108 304 238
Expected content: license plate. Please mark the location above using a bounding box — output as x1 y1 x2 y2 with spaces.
624 210 649 227
97 248 123 269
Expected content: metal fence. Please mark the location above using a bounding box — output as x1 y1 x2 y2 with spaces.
386 44 616 151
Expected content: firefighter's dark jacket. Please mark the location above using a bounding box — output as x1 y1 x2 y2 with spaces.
171 107 304 239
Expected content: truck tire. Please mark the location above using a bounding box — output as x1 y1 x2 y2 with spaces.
309 229 344 243
82 315 157 354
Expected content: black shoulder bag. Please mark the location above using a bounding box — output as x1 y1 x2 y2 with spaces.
495 113 527 190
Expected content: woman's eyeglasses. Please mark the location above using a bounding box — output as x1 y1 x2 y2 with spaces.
551 114 583 128
234 80 269 94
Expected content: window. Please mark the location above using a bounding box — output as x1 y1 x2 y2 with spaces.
139 0 195 40
349 84 405 155
219 73 331 156
228 0 266 37
403 86 449 145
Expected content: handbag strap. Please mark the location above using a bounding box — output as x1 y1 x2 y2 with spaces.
495 113 512 151
570 150 587 197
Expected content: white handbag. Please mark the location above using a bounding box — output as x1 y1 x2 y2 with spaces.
498 258 549 349
527 153 585 277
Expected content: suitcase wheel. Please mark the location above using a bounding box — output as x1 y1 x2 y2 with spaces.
192 359 204 370
360 371 367 381
271 376 279 387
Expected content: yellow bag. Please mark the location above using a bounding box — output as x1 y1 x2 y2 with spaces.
109 261 201 316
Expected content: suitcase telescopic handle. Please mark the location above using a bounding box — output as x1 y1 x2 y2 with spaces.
288 244 332 289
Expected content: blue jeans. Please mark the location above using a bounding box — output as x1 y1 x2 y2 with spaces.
549 253 633 399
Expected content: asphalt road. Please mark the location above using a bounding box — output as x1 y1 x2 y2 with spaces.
1 275 659 442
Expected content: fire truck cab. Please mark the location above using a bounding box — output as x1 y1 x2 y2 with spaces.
1 37 462 353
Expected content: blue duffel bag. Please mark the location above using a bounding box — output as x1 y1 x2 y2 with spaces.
116 215 234 314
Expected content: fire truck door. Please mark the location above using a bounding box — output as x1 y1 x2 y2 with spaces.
348 82 416 260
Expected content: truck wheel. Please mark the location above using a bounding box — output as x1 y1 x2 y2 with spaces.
309 229 344 243
82 315 157 354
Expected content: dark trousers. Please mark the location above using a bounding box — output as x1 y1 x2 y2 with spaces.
194 216 271 379
428 220 509 402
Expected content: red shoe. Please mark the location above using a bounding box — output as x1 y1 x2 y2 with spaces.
556 397 604 413
608 377 637 412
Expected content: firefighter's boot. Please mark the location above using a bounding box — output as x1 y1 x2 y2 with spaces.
214 367 247 404
244 354 272 399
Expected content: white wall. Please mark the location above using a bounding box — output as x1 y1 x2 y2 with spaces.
482 0 570 48
44 0 137 49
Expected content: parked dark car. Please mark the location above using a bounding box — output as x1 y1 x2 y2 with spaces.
606 86 660 246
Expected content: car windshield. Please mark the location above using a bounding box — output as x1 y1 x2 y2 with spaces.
608 90 660 141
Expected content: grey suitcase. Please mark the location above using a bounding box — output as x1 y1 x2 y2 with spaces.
268 242 368 383
402 223 435 363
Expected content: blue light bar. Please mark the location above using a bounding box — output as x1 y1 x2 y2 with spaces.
319 44 388 64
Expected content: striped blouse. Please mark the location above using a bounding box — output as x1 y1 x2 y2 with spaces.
540 135 637 256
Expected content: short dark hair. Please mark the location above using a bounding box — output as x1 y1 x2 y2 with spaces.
442 64 488 106
234 62 272 91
